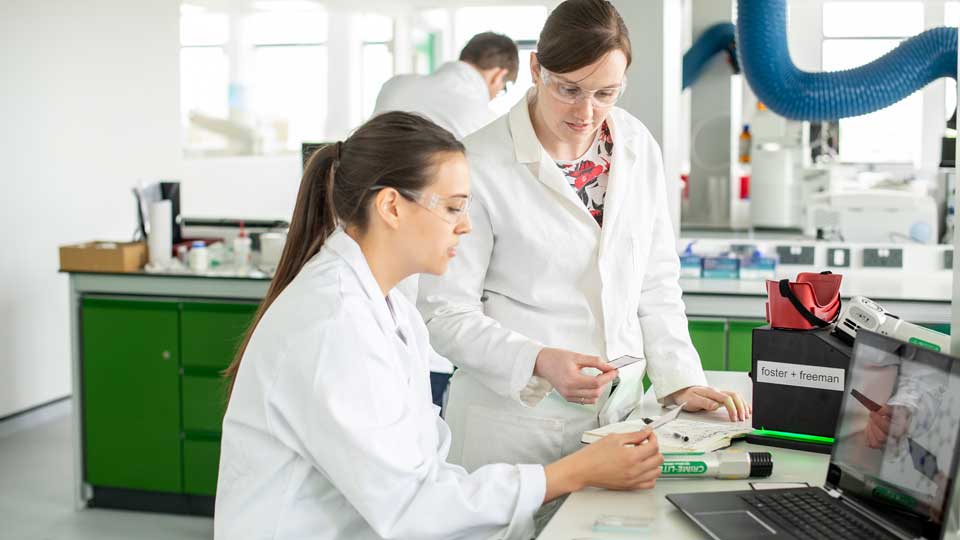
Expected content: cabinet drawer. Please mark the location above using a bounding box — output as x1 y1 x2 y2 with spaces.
181 302 258 370
182 375 228 433
183 438 221 496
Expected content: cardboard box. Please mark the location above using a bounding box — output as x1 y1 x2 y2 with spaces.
59 241 147 273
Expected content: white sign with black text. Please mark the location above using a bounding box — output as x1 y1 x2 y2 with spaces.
755 360 845 392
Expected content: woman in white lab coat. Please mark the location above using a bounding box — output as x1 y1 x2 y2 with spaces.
215 112 665 540
417 0 751 511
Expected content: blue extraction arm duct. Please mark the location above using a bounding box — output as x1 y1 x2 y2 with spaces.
683 22 739 90
736 0 957 121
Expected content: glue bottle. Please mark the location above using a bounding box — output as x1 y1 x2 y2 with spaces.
660 451 773 479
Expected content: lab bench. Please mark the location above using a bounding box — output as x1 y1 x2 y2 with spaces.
65 271 950 516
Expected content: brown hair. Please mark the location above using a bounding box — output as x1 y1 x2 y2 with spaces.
459 31 520 82
224 112 464 398
536 0 632 74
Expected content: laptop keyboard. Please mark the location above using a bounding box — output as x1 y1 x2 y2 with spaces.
741 490 896 540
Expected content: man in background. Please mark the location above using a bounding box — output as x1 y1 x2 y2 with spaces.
374 31 519 139
373 32 519 409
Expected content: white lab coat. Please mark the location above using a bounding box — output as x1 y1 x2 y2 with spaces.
417 95 708 471
374 60 496 374
215 229 545 540
373 61 496 140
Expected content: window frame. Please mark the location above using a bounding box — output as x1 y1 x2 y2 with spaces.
818 0 926 165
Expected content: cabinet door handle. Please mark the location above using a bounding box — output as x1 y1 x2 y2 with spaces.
161 350 171 360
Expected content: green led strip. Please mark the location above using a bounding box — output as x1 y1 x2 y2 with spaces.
752 429 834 445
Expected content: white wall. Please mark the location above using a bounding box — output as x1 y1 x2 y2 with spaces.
0 0 182 417
612 0 685 234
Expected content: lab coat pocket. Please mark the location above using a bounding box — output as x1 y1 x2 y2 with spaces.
461 405 563 471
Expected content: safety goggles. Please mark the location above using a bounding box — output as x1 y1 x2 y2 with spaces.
539 67 627 108
370 186 472 225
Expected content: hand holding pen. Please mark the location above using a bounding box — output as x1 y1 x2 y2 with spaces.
851 389 912 449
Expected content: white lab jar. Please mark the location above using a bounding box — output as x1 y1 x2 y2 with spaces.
189 241 209 273
233 234 252 271
259 231 286 269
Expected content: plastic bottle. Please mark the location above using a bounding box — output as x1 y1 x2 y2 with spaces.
189 241 209 273
738 124 752 164
233 221 252 272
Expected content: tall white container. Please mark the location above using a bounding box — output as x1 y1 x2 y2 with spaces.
148 200 172 266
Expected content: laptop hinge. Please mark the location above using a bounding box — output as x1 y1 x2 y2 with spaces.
835 494 916 540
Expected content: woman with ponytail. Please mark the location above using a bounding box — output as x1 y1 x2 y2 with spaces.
215 112 664 540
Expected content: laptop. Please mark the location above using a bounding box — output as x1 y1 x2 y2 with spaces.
668 330 960 540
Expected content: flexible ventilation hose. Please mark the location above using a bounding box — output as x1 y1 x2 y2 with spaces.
736 0 957 121
683 22 739 89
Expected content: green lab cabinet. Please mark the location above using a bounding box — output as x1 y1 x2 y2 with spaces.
686 318 767 372
688 320 726 371
82 298 183 493
687 319 951 373
183 439 222 496
728 320 769 372
182 302 258 371
81 297 258 499
182 375 229 433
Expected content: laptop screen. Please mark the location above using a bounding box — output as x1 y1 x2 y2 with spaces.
829 330 960 538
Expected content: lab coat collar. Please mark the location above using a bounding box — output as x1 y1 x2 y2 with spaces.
507 92 642 164
508 89 541 164
507 93 640 233
323 228 406 338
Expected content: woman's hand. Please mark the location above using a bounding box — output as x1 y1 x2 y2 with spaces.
667 386 751 422
543 430 663 502
534 347 618 404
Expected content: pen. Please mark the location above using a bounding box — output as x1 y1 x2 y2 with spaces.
642 418 689 441
851 388 882 412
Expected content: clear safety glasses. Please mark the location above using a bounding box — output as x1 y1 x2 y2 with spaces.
369 186 472 225
540 67 627 108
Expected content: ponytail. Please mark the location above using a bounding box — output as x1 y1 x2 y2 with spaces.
223 142 340 397
223 112 464 400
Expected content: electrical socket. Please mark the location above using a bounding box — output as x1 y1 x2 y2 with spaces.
862 248 903 268
826 248 851 268
776 245 815 265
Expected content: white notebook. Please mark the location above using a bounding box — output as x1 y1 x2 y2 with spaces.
581 416 753 453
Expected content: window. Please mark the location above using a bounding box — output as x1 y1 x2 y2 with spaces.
248 9 329 154
180 7 230 155
821 1 924 163
452 6 549 116
362 14 395 119
179 3 328 157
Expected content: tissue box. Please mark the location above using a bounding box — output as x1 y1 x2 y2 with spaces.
679 255 703 278
740 257 777 280
701 256 739 279
59 241 147 273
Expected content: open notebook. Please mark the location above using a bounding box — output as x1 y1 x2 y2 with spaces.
581 411 753 453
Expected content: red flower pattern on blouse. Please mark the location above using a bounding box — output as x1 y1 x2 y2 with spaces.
555 121 613 226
